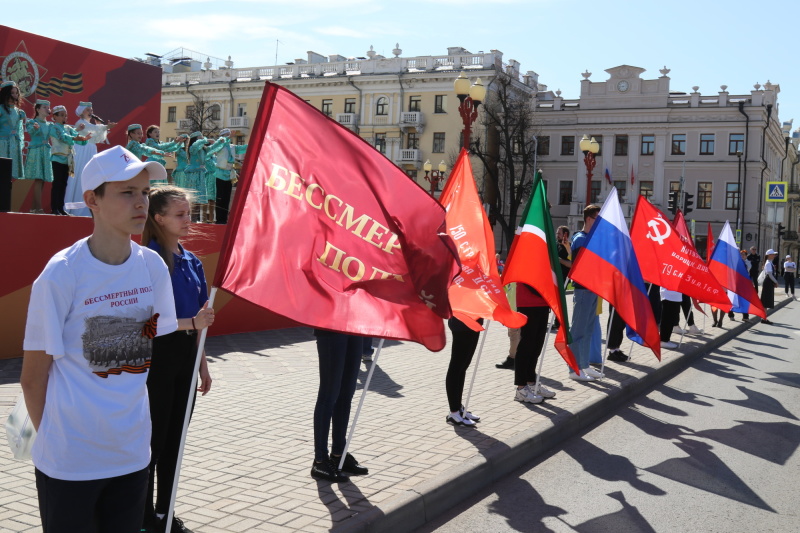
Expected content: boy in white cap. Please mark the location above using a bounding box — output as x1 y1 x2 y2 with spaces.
783 254 796 297
20 145 179 533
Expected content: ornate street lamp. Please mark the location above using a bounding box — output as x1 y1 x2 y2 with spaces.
454 72 486 150
424 159 448 195
580 134 600 204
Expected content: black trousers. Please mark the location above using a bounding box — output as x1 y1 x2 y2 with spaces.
784 273 795 295
606 305 626 350
660 300 682 342
446 317 482 412
215 178 233 224
146 331 197 516
514 306 549 386
35 467 148 533
680 294 695 326
50 162 69 215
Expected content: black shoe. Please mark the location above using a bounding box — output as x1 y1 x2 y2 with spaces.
311 458 350 482
495 357 515 369
161 515 193 533
761 319 773 325
332 453 368 476
743 314 749 320
728 312 735 320
141 510 159 533
607 350 629 362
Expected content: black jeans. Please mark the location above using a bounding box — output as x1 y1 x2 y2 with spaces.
660 300 682 342
606 305 626 350
514 306 549 386
680 294 695 326
146 330 197 516
215 178 233 224
35 467 148 533
50 162 69 214
784 273 795 295
313 331 361 461
445 317 482 412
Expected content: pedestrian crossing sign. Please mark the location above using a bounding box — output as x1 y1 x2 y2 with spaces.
766 181 787 202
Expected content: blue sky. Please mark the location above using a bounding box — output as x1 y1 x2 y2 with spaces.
6 0 799 129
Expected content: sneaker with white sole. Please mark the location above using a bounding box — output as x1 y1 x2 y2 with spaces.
688 325 702 334
532 384 556 398
661 341 678 349
672 326 686 334
446 411 476 426
569 370 596 382
514 386 543 403
459 405 481 422
584 367 605 379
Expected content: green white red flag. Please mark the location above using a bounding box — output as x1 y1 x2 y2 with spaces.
502 171 579 372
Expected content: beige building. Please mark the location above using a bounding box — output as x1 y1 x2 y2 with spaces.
155 46 537 196
534 65 799 259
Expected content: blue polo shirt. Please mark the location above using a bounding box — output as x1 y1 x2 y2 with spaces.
147 240 208 319
570 231 589 291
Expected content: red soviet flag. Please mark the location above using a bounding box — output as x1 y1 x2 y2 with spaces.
214 83 460 351
630 197 731 311
439 149 527 332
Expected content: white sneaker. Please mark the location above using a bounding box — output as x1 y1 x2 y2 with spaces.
446 411 475 426
584 367 605 379
672 326 686 334
569 370 596 382
688 325 702 334
459 406 481 422
532 384 556 398
661 341 678 349
514 386 543 404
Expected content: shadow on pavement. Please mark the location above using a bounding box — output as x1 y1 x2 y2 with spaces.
765 372 800 389
565 439 666 496
0 357 23 386
571 491 657 533
720 386 798 420
694 420 800 465
488 477 568 533
655 385 713 407
357 362 404 398
317 477 374 529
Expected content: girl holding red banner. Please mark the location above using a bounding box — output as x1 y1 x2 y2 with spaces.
141 186 215 533
0 81 27 182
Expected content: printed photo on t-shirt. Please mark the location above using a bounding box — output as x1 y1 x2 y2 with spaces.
81 305 154 378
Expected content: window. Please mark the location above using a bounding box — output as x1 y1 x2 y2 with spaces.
237 103 247 117
561 136 575 156
235 135 245 145
408 95 421 112
726 182 740 210
167 106 176 123
639 181 653 200
374 133 386 154
559 181 573 205
671 134 686 155
669 181 680 193
344 98 356 114
536 136 550 156
185 105 195 117
613 180 627 199
434 95 447 113
591 180 601 203
433 132 446 153
698 182 712 209
700 133 715 155
511 135 524 155
641 135 655 155
729 133 745 155
615 135 628 156
321 99 333 117
406 132 419 150
375 97 388 116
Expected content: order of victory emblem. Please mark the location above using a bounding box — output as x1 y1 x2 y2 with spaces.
1 50 40 98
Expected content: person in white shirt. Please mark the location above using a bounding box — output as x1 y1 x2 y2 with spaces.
659 288 683 349
760 249 779 324
20 146 177 533
783 254 796 297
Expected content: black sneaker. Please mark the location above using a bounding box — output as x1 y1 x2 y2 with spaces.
332 453 369 476
495 357 515 369
607 350 629 362
311 458 350 482
161 515 193 533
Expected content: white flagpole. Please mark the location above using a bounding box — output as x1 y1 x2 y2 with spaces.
533 312 556 395
165 286 217 530
461 320 491 418
338 338 385 470
677 304 688 349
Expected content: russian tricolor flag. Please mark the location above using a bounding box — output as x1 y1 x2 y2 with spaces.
708 222 766 319
570 188 661 359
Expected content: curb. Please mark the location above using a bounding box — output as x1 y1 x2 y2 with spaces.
334 297 792 533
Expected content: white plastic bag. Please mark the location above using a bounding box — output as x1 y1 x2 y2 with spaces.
758 270 767 284
4 395 37 461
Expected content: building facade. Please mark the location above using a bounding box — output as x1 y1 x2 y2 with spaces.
534 65 799 259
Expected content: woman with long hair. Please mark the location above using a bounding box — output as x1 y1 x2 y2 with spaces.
65 102 116 215
0 81 27 183
145 125 187 185
141 185 215 533
23 100 54 213
760 249 779 325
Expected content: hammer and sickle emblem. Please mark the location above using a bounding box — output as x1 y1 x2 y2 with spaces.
646 217 672 245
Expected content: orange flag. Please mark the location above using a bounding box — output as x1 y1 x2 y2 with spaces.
438 149 527 331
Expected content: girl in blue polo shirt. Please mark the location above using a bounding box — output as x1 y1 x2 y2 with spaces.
141 185 215 533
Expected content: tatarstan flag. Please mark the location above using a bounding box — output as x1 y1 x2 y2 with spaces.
502 171 579 372
439 149 526 331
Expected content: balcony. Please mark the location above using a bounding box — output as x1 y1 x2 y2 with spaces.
785 230 798 242
397 149 421 162
176 118 193 132
336 113 358 127
228 116 249 130
399 111 425 133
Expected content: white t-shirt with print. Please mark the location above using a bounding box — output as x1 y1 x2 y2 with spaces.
23 238 178 481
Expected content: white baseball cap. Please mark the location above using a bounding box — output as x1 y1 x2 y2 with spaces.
81 145 167 194
765 249 777 256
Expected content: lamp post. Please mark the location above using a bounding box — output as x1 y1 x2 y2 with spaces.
454 72 486 151
580 134 600 205
424 159 447 195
